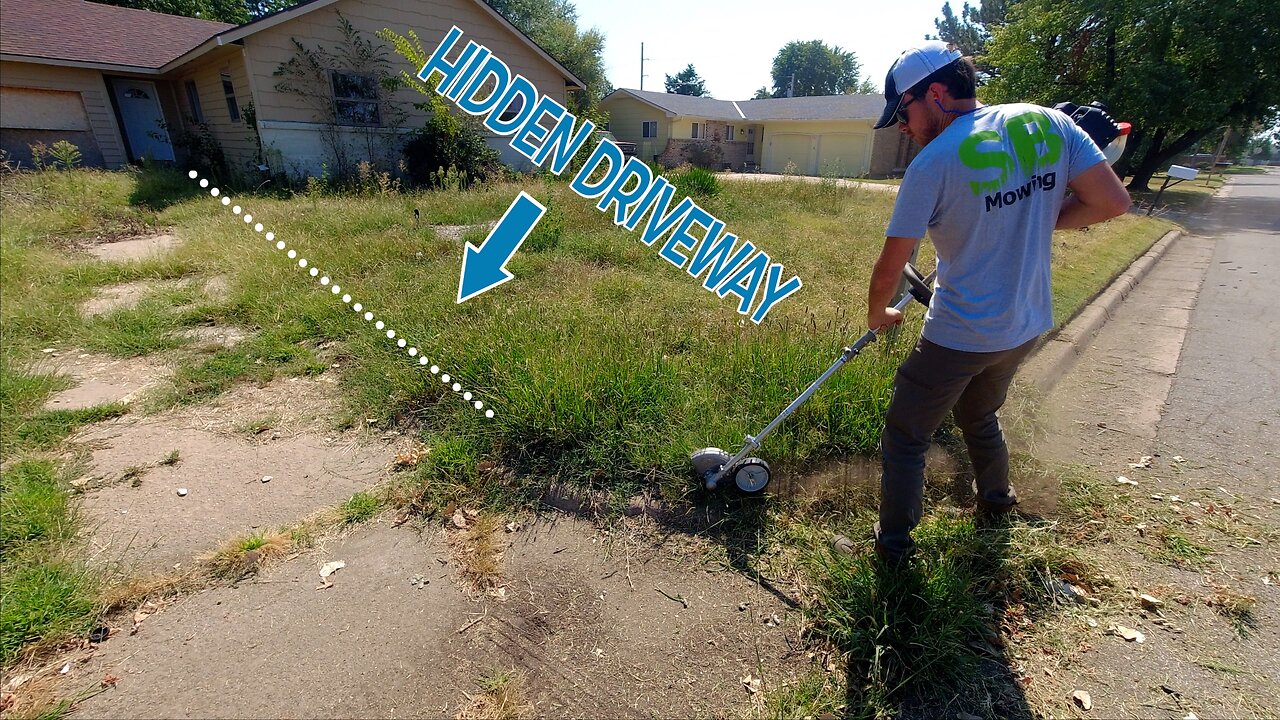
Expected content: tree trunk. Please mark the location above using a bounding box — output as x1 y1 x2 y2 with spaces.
1126 126 1216 193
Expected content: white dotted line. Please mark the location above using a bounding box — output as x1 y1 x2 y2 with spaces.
190 170 493 418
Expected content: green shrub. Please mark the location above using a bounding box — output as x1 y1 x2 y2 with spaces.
402 109 501 189
671 166 721 199
684 140 723 170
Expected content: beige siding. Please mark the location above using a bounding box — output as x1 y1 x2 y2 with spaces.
234 0 575 175
169 47 260 172
0 60 126 167
599 95 669 162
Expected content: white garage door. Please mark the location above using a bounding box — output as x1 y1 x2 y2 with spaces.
817 133 867 177
765 133 815 175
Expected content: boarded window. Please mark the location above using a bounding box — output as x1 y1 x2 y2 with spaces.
184 80 205 123
331 71 380 127
221 74 240 122
642 121 657 138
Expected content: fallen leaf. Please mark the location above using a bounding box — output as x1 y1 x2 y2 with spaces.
1110 624 1145 643
741 672 761 694
101 673 119 688
450 510 468 529
1129 455 1154 469
130 609 151 635
1071 689 1092 710
59 663 70 674
505 521 520 533
1116 476 1138 486
318 560 345 588
1 692 14 712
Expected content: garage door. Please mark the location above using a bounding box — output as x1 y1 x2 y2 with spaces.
817 133 867 177
765 133 815 175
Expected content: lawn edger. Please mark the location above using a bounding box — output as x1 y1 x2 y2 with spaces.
690 263 936 493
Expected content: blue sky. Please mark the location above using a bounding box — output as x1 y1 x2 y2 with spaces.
571 0 951 100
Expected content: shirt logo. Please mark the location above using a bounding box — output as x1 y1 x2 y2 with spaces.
958 110 1064 210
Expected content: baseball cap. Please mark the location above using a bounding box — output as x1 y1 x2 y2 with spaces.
872 41 963 130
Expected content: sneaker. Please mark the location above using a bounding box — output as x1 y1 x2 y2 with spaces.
974 495 1019 516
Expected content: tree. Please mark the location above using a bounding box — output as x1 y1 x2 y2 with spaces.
484 0 610 113
752 86 772 100
928 0 1008 57
768 40 875 97
982 0 1280 191
665 64 709 96
89 0 250 23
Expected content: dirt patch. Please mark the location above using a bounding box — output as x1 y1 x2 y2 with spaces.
84 234 180 262
36 351 170 412
79 279 186 318
72 375 400 572
68 515 801 718
172 324 250 349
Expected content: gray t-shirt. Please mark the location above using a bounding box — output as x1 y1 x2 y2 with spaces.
886 103 1107 352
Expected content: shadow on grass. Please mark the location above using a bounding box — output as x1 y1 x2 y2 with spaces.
127 165 205 211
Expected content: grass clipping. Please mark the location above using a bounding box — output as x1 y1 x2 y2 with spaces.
448 509 504 593
456 669 531 720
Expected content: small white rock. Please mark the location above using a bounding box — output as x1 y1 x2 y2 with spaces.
177 488 188 497
261 475 272 483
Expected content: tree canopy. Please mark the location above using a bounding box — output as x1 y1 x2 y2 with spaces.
665 64 710 96
89 0 299 23
768 40 877 97
928 0 1007 57
483 0 610 112
982 0 1280 190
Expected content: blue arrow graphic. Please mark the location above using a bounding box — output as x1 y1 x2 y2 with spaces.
457 191 547 304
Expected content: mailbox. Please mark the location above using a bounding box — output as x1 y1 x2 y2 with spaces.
1167 164 1199 181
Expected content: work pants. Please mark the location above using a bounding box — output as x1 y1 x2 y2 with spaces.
875 335 1038 560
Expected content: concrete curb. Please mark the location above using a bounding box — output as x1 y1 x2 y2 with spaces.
1021 228 1184 394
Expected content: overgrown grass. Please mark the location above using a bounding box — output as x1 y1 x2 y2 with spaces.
0 461 97 664
0 166 1173 674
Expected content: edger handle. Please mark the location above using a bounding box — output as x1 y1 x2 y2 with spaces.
903 262 933 306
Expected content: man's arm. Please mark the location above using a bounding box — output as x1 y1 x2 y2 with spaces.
1057 161 1131 229
867 236 919 331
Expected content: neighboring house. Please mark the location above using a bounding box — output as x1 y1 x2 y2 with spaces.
599 88 919 178
0 0 585 175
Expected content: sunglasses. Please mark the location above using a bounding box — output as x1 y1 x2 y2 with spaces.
896 94 920 124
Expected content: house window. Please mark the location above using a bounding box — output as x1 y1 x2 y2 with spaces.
497 93 524 123
184 80 204 123
725 124 734 142
642 121 657 138
691 122 701 139
221 74 240 122
331 71 381 126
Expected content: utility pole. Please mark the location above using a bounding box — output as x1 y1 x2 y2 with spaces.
788 74 795 98
640 42 651 91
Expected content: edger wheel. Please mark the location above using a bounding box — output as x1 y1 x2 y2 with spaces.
733 458 771 493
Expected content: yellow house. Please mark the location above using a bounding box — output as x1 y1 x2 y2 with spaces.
600 88 918 178
0 0 584 177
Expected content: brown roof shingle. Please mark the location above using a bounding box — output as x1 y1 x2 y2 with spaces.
0 0 233 70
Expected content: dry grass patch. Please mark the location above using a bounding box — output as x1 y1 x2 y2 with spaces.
202 530 294 580
456 669 532 720
447 510 505 593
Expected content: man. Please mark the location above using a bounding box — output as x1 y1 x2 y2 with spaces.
866 41 1131 563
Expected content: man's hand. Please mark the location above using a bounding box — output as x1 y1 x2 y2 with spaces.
868 306 904 333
